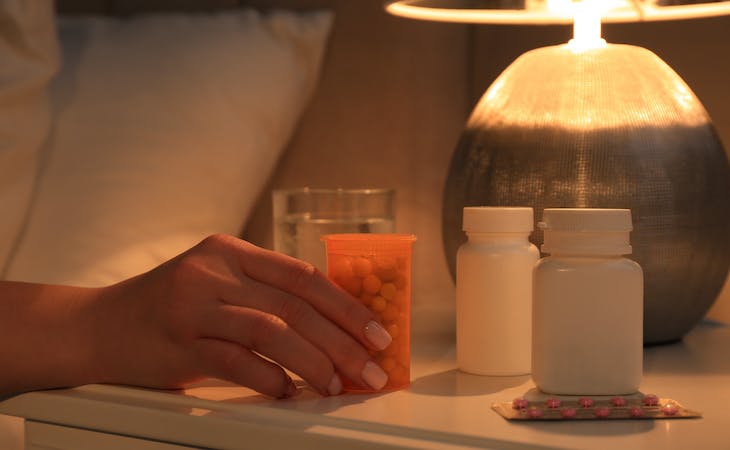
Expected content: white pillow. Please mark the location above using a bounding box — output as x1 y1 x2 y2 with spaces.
0 1 58 272
5 9 333 286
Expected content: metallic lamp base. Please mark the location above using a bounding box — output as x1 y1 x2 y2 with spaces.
442 43 730 344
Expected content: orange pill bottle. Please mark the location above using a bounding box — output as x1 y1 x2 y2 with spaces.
322 233 417 392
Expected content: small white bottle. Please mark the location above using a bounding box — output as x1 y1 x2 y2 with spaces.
532 208 643 395
456 207 539 375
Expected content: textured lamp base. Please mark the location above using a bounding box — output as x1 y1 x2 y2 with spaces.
442 43 730 344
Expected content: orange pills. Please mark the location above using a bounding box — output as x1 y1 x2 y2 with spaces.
352 257 373 277
386 323 400 340
322 234 416 393
380 282 397 300
370 296 387 313
381 304 399 322
362 274 382 295
375 257 399 281
380 356 397 373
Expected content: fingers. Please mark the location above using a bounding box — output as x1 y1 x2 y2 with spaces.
193 338 297 399
181 235 392 395
215 276 386 391
198 305 344 396
215 237 391 352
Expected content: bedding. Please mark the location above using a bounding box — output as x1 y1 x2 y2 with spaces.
0 1 58 273
4 8 333 286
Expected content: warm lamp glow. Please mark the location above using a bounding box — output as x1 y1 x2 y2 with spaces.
568 0 606 52
473 44 706 131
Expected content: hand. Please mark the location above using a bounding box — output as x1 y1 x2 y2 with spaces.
90 234 392 398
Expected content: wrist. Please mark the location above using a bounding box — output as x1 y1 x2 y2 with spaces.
0 282 106 394
44 285 109 390
83 280 138 385
85 275 170 388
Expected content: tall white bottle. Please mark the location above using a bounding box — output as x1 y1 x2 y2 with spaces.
532 208 643 395
456 207 539 375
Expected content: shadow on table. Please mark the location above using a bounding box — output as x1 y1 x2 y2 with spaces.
209 379 384 414
409 369 530 397
644 321 730 375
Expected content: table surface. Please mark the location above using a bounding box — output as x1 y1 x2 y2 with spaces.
1 322 729 450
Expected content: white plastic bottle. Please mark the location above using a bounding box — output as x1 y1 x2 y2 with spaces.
532 208 643 395
456 207 539 375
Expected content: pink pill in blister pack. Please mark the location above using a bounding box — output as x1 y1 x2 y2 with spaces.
578 397 594 408
493 394 701 421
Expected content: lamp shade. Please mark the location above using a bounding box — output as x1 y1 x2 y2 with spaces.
442 43 730 344
386 0 730 24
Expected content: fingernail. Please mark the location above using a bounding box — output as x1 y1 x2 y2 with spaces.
361 361 388 390
327 373 342 396
363 320 392 350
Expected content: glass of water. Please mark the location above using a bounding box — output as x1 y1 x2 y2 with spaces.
272 188 395 271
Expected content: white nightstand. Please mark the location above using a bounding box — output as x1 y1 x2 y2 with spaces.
1 322 728 450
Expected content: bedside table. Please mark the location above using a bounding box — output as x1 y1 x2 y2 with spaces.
1 322 728 450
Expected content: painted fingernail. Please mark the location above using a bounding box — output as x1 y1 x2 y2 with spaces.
363 320 392 350
327 373 342 396
361 360 388 390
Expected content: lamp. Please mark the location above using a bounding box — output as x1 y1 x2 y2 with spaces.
386 0 730 344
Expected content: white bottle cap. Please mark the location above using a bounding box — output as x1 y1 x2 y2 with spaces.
539 208 633 255
462 207 534 233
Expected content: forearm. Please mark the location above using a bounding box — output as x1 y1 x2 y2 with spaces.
0 235 394 399
0 281 104 396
